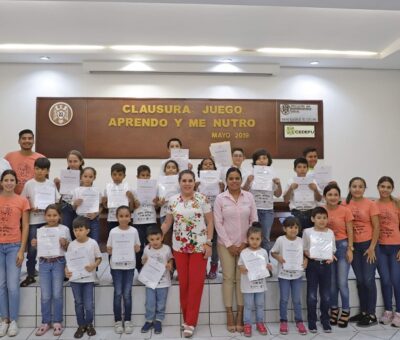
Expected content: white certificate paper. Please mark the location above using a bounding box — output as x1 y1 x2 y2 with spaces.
37 228 61 257
138 257 166 289
199 170 220 196
293 176 314 205
209 141 232 167
171 148 189 171
35 186 56 210
66 247 91 281
311 165 333 190
242 251 270 282
252 190 273 209
107 182 129 208
158 175 179 200
310 232 333 260
76 187 100 215
60 169 80 195
136 179 158 204
252 166 274 191
112 233 135 263
282 242 303 271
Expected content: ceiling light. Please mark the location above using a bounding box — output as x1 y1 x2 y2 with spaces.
310 61 319 65
0 44 105 51
110 45 240 54
40 56 50 61
257 48 378 57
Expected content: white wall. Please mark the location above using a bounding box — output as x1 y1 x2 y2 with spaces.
0 63 399 197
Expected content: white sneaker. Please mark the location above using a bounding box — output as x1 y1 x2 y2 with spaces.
124 321 133 334
0 320 9 337
114 321 124 334
7 320 18 337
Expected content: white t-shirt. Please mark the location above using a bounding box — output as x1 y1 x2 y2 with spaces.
104 182 132 222
142 244 173 288
21 178 59 224
107 226 141 270
72 186 102 216
66 238 102 283
283 177 321 211
132 191 157 224
271 235 304 280
303 227 336 261
238 247 269 293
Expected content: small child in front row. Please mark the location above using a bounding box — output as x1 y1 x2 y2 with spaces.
238 223 273 337
65 216 102 339
107 205 141 335
140 226 173 334
303 207 336 333
33 204 71 336
271 216 308 336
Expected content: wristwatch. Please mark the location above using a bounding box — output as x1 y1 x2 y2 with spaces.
206 239 213 247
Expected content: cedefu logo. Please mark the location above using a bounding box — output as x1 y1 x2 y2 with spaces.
284 125 315 138
49 102 73 126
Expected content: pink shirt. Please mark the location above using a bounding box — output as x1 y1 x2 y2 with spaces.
213 190 258 248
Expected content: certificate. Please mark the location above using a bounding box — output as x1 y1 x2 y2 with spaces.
76 187 100 215
35 186 56 210
199 170 220 196
209 141 232 167
60 169 80 195
252 190 273 210
310 232 333 260
66 247 91 281
311 165 333 190
136 179 158 204
112 233 135 263
171 148 189 171
107 182 129 208
37 228 61 257
293 176 314 205
138 257 166 289
158 175 179 200
282 242 303 271
242 251 270 282
252 166 274 191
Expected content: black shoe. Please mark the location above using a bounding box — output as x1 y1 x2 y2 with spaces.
357 314 378 327
141 321 153 333
308 321 317 333
349 312 366 323
322 321 332 333
74 326 86 339
154 320 162 334
20 276 36 287
86 324 96 336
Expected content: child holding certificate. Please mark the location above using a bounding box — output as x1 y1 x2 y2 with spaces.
271 217 308 335
303 207 336 333
65 216 102 339
32 204 71 336
283 158 322 233
21 157 59 287
106 205 141 335
140 226 173 334
238 224 272 337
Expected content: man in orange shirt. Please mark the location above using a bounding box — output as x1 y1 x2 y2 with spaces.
4 129 45 194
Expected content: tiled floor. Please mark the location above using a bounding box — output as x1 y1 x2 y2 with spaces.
2 323 400 340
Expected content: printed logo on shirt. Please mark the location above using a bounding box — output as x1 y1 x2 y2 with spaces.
49 102 73 126
0 205 12 237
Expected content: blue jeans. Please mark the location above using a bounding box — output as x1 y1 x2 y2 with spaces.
39 257 66 324
352 240 377 315
70 282 94 326
243 292 265 324
291 209 313 236
257 209 274 252
134 224 156 272
0 243 21 321
111 269 135 322
331 239 350 311
27 223 46 277
377 244 400 312
61 201 77 240
145 287 169 321
306 260 331 324
88 216 100 244
279 277 303 322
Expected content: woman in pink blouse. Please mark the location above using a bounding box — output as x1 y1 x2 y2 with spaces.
161 170 214 338
214 167 258 333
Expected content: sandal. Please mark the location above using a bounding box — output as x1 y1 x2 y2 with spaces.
330 308 340 326
35 323 50 336
183 325 195 338
338 310 350 328
20 276 36 287
53 323 63 336
226 308 235 332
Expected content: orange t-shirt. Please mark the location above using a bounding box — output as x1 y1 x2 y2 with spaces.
325 205 354 241
0 194 30 243
5 151 45 194
376 201 400 245
344 198 379 243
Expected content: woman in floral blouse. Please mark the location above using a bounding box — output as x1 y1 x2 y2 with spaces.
161 170 214 338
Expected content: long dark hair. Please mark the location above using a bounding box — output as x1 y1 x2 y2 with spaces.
346 177 367 204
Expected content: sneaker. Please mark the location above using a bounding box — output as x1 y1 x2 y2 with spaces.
392 312 400 328
73 325 86 339
35 323 50 336
279 321 288 335
349 312 365 323
308 321 317 333
256 322 268 335
7 321 18 337
124 321 133 334
0 320 9 337
380 311 394 325
86 324 96 336
296 321 307 335
141 321 153 333
357 314 378 327
243 324 252 337
322 321 332 333
207 263 218 280
154 320 162 334
114 321 123 334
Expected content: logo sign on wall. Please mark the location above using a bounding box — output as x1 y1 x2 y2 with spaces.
284 125 315 138
280 103 318 122
48 102 73 126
